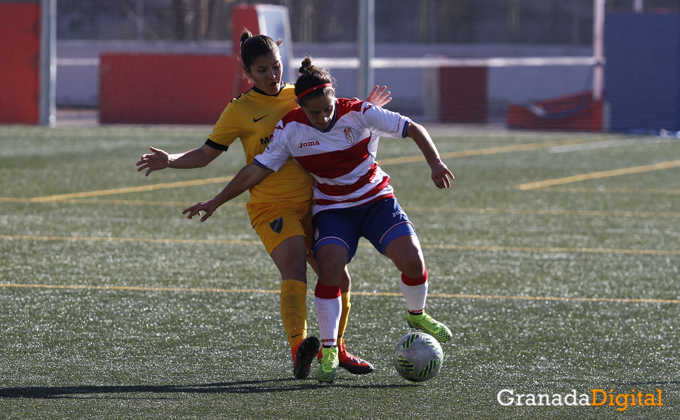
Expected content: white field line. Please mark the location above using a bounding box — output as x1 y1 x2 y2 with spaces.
549 138 674 153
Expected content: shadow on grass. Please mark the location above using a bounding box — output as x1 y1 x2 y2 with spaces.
0 378 416 399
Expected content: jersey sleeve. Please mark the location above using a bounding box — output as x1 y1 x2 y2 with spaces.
252 120 293 172
207 101 241 148
361 102 411 139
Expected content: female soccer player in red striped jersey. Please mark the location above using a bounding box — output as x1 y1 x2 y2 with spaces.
137 34 389 380
184 57 455 384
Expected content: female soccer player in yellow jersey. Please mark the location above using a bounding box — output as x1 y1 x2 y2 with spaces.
136 30 391 380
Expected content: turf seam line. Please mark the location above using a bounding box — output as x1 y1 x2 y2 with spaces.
0 235 261 246
4 199 679 219
2 235 678 256
402 206 680 218
423 244 680 256
0 198 248 207
2 283 678 305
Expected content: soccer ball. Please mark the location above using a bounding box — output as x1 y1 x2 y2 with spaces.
393 332 443 382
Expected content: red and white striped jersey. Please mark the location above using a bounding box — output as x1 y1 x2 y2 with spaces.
254 98 411 214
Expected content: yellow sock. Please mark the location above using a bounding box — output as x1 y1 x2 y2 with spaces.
338 290 351 341
280 279 308 355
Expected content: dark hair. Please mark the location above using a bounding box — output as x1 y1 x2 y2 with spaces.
239 29 282 71
295 57 335 105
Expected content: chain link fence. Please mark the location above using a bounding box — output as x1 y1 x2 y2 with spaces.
55 0 660 44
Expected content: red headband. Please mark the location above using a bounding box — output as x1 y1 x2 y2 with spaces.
296 83 333 101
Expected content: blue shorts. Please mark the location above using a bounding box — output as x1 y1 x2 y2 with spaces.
312 198 416 263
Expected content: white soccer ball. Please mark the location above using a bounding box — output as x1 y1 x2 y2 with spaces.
393 332 444 382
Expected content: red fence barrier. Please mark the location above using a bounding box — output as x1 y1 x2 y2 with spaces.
99 53 237 125
0 2 41 124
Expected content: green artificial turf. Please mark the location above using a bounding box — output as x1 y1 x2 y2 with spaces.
0 123 678 419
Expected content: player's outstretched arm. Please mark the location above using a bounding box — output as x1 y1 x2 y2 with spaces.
183 163 273 222
136 144 222 176
406 122 454 189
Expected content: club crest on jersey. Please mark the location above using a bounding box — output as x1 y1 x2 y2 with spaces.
269 217 283 234
344 127 355 144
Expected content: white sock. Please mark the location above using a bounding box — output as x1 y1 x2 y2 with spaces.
400 279 428 313
315 295 341 347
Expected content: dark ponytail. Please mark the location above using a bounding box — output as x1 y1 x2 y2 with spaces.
239 29 283 71
295 57 335 105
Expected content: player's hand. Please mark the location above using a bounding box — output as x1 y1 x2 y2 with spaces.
430 161 454 189
136 146 169 176
360 85 392 107
183 199 219 222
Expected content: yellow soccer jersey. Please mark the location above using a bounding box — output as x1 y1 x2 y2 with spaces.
207 83 314 204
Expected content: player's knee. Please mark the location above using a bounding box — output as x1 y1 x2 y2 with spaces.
315 244 347 286
388 244 425 278
399 257 426 279
316 255 345 287
277 259 308 281
317 261 344 287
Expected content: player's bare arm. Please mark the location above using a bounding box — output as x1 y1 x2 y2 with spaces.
137 143 222 176
183 162 273 222
406 121 454 189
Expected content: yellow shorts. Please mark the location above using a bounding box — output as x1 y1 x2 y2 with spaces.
247 200 313 255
